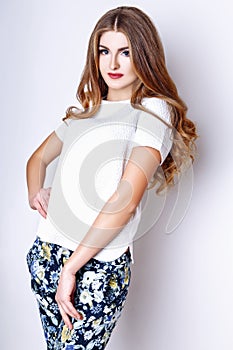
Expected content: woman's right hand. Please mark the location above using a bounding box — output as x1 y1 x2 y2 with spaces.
29 187 51 218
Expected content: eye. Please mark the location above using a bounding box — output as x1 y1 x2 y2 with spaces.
99 48 109 55
121 50 130 57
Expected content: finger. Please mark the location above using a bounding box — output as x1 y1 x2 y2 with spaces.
60 300 82 320
38 208 47 218
37 202 47 218
39 192 48 212
41 201 48 213
33 198 47 218
57 303 73 330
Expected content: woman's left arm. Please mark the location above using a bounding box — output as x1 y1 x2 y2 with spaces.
55 145 161 329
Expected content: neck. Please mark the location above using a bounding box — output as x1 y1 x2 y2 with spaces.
106 89 132 102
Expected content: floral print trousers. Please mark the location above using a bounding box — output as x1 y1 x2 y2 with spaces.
26 236 132 349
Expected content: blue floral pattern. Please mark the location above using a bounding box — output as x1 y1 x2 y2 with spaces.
26 236 131 349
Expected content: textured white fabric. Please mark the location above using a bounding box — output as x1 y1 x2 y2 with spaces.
36 98 173 263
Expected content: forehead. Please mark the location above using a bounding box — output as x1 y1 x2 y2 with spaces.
99 31 129 47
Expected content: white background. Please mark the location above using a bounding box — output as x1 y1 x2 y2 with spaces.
1 0 233 349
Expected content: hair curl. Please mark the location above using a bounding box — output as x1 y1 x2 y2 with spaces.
63 6 198 193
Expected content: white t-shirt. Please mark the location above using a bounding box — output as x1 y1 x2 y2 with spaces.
36 98 173 263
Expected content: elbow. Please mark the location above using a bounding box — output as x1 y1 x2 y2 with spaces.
26 153 35 170
108 186 139 217
127 201 139 218
26 154 33 171
118 179 142 215
26 153 34 166
26 152 46 170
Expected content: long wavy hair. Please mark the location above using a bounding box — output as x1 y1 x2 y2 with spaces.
63 6 197 193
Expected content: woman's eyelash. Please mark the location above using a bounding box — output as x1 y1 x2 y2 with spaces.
121 50 130 57
99 49 109 55
98 48 130 57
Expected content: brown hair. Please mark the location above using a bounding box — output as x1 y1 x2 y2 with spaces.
64 6 197 192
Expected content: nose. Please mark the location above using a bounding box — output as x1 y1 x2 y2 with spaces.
109 53 120 70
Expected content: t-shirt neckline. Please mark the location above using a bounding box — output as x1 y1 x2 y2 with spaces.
101 99 130 104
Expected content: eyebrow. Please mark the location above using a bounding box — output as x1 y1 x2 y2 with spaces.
99 44 129 52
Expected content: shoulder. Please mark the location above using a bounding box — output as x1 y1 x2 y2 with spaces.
60 117 77 130
54 118 74 141
141 97 171 123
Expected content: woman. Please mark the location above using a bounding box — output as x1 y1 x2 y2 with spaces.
26 6 197 349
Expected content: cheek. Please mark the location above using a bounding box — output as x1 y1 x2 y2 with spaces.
99 56 108 74
123 59 136 77
127 67 137 80
98 57 104 75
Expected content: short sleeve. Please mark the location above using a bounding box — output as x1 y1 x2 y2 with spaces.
54 119 70 141
132 98 173 164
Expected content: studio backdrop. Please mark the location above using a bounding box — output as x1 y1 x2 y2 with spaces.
1 0 232 349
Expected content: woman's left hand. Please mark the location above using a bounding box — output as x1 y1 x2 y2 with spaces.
55 266 83 330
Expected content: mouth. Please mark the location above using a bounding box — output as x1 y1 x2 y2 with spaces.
108 73 124 79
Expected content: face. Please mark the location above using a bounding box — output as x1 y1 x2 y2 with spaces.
98 31 138 101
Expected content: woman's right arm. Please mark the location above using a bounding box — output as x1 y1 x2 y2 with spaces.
26 131 63 218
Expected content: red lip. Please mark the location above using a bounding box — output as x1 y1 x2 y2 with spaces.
108 73 124 79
